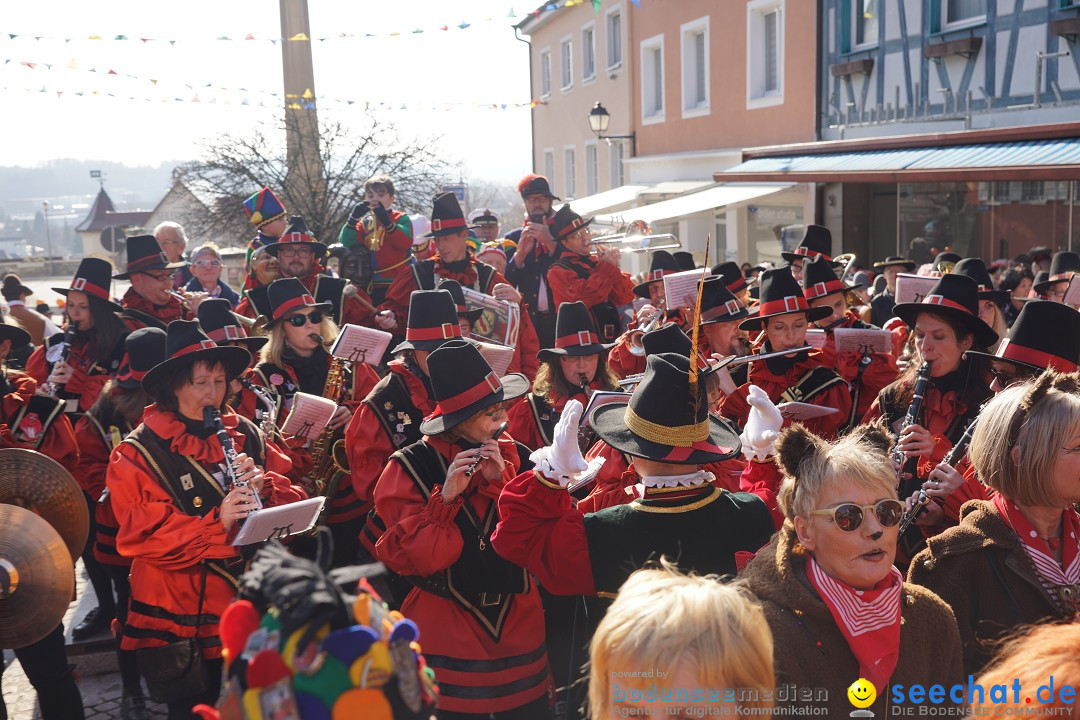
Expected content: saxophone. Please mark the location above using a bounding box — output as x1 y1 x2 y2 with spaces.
304 334 350 498
239 377 278 439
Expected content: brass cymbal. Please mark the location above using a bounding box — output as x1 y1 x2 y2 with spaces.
0 448 89 561
0 504 75 648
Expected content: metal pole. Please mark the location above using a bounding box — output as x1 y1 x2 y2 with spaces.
42 201 52 276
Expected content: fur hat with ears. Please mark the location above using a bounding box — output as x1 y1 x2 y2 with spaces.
775 420 892 480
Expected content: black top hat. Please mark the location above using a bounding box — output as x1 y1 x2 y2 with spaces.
518 174 560 201
873 256 917 272
710 261 748 295
892 273 999 348
115 327 168 390
698 276 749 325
590 352 740 465
1031 271 1050 298
424 193 473 238
141 320 251 392
1 274 33 301
801 254 862 301
0 322 31 349
952 258 1009 304
640 322 715 376
965 300 1080 374
263 217 328 259
673 251 696 272
632 251 680 298
113 235 188 280
435 279 483 324
419 339 529 435
53 258 122 312
781 225 838 265
537 301 611 362
263 278 333 329
197 298 267 352
1032 251 1080 294
246 285 272 320
932 252 962 274
739 267 832 331
391 289 464 354
551 204 594 244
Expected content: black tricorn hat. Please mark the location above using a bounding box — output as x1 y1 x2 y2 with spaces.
590 352 741 464
673 251 697 272
873 256 917 271
952 258 1009 304
699 276 749 325
892 273 999 348
1 273 33 301
1033 251 1080 294
141 320 251 392
710 261 748 295
435 279 483 324
781 225 839 266
391 289 464 354
739 267 832 331
537 301 611 362
965 300 1080 374
53 258 122 312
632 251 680 298
640 322 715 376
1031 271 1050 298
113 235 188 280
263 277 333 329
0 322 31 349
197 298 267 352
518 173 560 201
551 204 594 244
425 192 472 238
263 216 328 259
115 327 168 390
801 254 863 301
419 339 529 435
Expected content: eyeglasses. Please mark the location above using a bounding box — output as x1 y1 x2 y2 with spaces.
484 401 509 418
809 499 904 532
286 310 323 327
193 259 221 268
989 366 1026 388
143 271 176 282
278 247 313 258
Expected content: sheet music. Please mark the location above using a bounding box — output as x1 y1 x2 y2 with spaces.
662 268 708 309
895 273 940 304
582 391 630 428
834 327 892 354
777 402 840 420
474 340 515 377
805 328 827 349
330 324 392 365
231 497 326 546
461 287 521 347
280 392 336 445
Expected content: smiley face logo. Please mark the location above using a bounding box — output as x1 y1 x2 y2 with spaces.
847 678 876 709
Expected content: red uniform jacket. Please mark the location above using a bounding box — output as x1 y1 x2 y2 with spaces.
107 406 306 660
816 311 899 425
234 294 259 320
73 412 134 567
720 350 852 440
0 370 78 468
373 435 548 715
120 287 190 331
606 312 706 380
26 337 115 414
546 247 635 311
358 209 415 294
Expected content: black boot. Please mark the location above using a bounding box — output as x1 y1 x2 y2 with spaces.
71 607 111 641
120 692 150 720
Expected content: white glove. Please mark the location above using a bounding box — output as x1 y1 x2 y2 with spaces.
531 399 591 487
740 385 784 461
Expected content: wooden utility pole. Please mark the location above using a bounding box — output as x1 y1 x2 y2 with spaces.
279 0 325 206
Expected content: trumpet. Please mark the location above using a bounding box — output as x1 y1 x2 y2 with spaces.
167 289 193 313
627 301 666 357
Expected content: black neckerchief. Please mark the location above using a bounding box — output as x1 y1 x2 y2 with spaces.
762 340 811 375
441 257 471 274
283 346 329 395
929 362 971 396
180 413 216 440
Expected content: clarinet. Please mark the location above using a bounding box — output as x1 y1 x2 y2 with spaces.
898 415 978 534
203 406 263 510
893 361 931 492
42 327 77 397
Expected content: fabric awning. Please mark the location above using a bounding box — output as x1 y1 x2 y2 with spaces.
592 183 791 226
720 138 1080 183
559 185 645 215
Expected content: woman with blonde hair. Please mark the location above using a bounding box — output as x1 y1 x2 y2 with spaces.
910 371 1080 675
739 413 963 716
590 564 774 719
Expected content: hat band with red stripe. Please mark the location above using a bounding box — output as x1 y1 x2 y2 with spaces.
425 371 502 419
170 339 218 360
643 269 668 284
996 338 1078 373
758 295 811 316
725 277 748 294
803 278 847 299
126 253 171 273
701 299 744 322
272 293 319 320
555 330 600 349
280 232 317 245
1048 271 1075 284
207 325 248 342
406 323 461 342
793 247 831 261
431 218 467 232
922 294 974 316
69 276 111 302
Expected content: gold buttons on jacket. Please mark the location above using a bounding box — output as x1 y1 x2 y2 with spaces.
923 558 936 571
193 496 203 508
905 594 915 606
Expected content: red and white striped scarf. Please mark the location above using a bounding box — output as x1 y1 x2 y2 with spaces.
806 556 903 695
993 494 1080 615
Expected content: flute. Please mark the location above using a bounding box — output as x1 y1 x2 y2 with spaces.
464 421 508 478
617 345 815 386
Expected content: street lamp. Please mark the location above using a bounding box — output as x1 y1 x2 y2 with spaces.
42 201 53 276
588 102 635 156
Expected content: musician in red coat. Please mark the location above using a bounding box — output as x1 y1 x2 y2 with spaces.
106 321 305 719
719 267 851 440
373 340 550 719
607 250 682 379
115 235 197 331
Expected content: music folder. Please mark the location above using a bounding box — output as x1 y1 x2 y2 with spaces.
231 497 326 546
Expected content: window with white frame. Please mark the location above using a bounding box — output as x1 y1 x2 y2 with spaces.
564 147 577 198
746 0 784 108
852 0 879 49
582 23 596 82
543 149 555 191
560 36 573 90
585 143 599 196
943 0 985 29
640 34 665 123
606 7 623 69
540 48 552 97
609 142 625 188
681 17 709 116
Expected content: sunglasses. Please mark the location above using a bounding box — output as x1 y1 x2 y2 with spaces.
989 366 1024 388
809 499 904 532
286 310 324 327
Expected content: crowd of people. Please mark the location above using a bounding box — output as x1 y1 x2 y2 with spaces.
0 171 1078 720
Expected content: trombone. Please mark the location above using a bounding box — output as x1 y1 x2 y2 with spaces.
589 219 680 255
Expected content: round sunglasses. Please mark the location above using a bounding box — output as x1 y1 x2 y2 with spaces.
809 499 904 532
286 310 324 327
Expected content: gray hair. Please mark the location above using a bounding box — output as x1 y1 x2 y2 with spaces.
191 243 222 262
153 221 187 244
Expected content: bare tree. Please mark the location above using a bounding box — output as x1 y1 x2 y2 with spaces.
176 110 455 247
